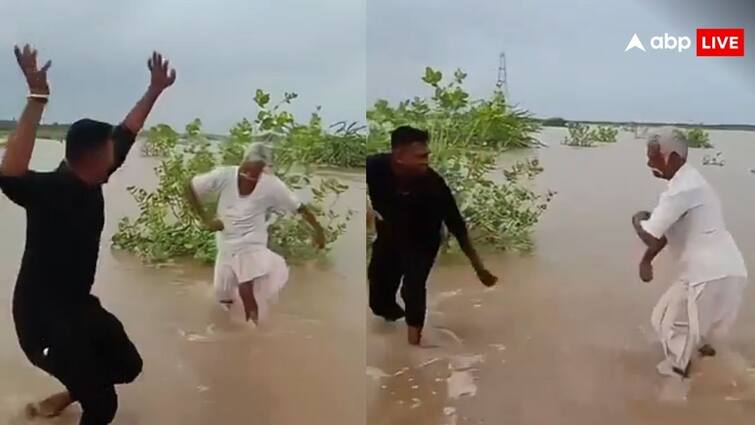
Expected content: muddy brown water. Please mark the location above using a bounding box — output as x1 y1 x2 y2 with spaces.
0 140 365 424
367 128 755 425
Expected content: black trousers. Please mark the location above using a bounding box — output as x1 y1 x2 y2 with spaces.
13 295 143 425
368 236 439 328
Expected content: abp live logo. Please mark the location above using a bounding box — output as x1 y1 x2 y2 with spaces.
625 28 745 56
697 28 745 56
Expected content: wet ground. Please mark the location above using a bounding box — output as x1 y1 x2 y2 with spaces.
367 128 755 425
0 140 365 424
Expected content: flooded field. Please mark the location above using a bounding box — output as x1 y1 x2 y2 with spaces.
0 140 365 424
367 128 755 425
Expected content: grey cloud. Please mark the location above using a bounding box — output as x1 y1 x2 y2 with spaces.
0 0 365 133
3 0 752 131
368 0 755 125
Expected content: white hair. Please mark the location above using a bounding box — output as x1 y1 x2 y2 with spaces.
647 127 688 161
243 142 274 165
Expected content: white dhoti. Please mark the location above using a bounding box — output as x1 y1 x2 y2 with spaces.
651 276 747 374
213 246 290 321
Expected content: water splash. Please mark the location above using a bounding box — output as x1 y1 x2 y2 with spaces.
446 354 485 399
447 371 477 399
449 354 485 371
366 366 390 380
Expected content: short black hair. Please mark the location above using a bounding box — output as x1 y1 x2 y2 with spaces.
391 126 429 149
65 119 114 163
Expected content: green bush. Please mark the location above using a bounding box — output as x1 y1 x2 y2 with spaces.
367 67 541 153
562 123 594 147
592 126 619 143
562 123 618 146
112 90 356 265
141 123 180 157
684 127 713 149
367 67 554 253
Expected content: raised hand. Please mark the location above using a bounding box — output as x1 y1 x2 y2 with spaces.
14 44 51 95
147 51 176 92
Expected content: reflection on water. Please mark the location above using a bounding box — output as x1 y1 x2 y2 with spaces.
367 128 755 425
0 140 365 424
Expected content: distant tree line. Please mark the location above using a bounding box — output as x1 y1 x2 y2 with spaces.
536 117 755 131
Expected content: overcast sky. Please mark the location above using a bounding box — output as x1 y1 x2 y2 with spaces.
2 1 753 132
368 0 755 125
0 0 365 133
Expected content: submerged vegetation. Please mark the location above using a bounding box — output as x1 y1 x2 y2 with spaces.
703 151 725 167
368 67 554 253
112 90 358 265
592 126 619 144
562 123 619 147
684 127 714 149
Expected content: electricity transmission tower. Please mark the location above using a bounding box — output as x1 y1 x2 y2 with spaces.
496 52 509 98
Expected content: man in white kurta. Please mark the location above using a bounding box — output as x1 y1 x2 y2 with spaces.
187 143 326 324
633 128 747 378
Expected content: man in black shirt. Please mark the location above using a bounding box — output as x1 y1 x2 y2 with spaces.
0 45 175 425
367 126 497 345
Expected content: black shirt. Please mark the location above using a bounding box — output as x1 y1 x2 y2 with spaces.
366 153 469 251
0 125 136 310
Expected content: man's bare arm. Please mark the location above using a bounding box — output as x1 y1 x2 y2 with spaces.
298 205 326 249
184 179 224 232
642 237 668 264
1 45 51 176
633 210 667 282
185 180 209 223
121 52 176 135
441 181 497 286
632 211 664 247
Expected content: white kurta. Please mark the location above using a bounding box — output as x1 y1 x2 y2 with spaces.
191 167 301 321
641 163 747 374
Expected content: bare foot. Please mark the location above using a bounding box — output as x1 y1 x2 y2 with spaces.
699 344 716 357
407 326 422 346
25 391 73 418
247 309 259 325
673 361 692 379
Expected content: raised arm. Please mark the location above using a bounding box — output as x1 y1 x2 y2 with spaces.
110 52 176 173
122 52 176 134
0 45 51 177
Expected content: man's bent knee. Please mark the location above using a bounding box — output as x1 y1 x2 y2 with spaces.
113 349 143 385
79 386 118 425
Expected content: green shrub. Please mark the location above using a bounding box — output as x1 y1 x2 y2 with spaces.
684 127 713 149
563 123 618 146
367 67 553 253
112 90 356 265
